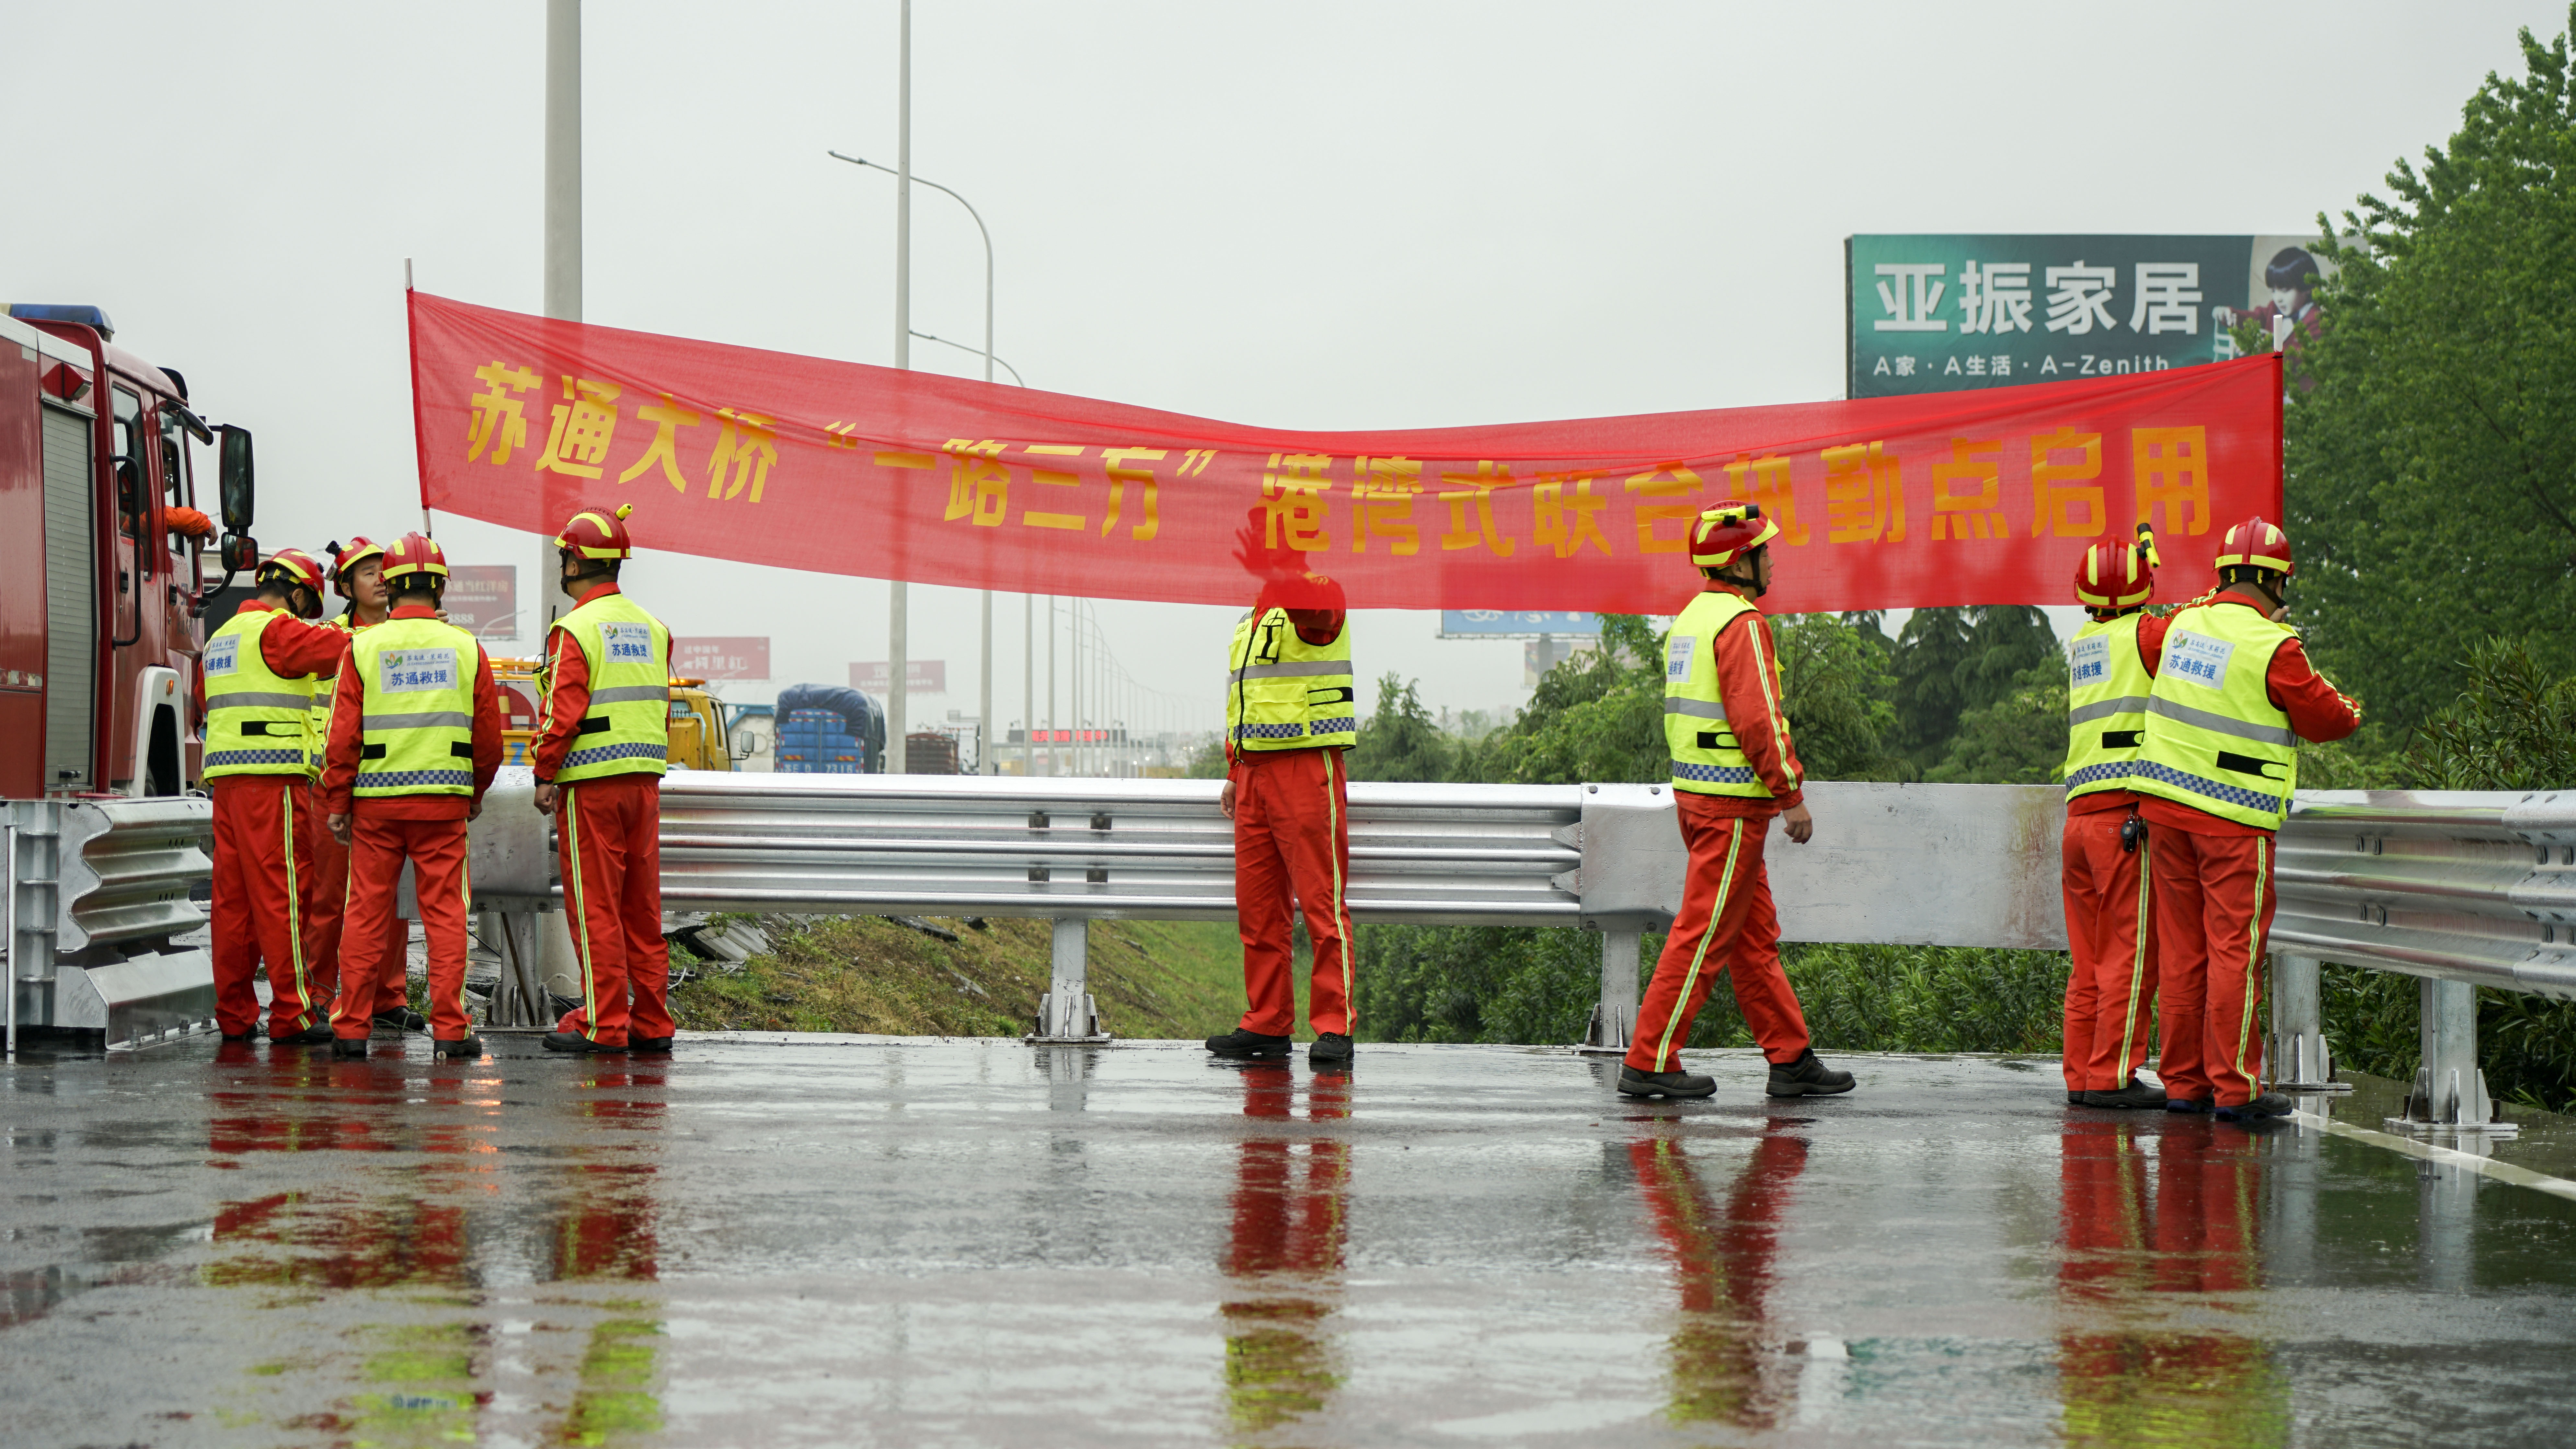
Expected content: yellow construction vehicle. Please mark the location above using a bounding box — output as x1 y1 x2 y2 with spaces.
489 658 747 772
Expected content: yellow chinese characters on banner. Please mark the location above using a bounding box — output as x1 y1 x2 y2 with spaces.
457 361 782 506
939 441 1185 541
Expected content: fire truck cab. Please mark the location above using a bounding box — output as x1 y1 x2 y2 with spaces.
0 304 257 800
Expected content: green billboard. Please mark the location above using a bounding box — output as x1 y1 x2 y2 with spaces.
1846 234 2328 399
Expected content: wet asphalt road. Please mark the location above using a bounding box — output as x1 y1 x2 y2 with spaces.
6 1035 2576 1448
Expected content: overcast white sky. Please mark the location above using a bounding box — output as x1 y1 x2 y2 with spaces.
6 1 2562 740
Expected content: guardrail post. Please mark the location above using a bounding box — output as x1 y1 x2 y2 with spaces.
1577 928 1638 1056
2267 953 2345 1092
2389 977 2514 1135
478 909 552 1029
1027 917 1110 1043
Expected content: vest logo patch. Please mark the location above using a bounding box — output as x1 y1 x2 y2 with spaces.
601 621 654 665
2069 634 2110 687
2167 631 2235 690
1666 634 1697 683
379 649 460 694
205 633 240 676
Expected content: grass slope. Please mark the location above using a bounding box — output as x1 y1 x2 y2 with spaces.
670 915 1251 1040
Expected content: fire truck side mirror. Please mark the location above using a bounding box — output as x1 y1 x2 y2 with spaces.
218 424 255 533
219 533 259 574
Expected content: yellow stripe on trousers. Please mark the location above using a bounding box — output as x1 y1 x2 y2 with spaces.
1326 751 1353 1030
1651 821 1745 1072
279 782 312 1023
2114 832 2151 1080
2231 837 2269 1100
566 786 600 1038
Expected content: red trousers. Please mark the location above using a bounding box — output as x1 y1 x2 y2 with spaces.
209 775 323 1037
2150 824 2275 1108
332 809 475 1042
1626 797 1811 1073
303 783 408 1015
551 777 671 1047
1230 748 1353 1037
2060 807 2158 1092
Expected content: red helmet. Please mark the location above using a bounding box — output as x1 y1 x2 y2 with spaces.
256 548 327 596
329 535 385 599
379 532 450 586
2214 515 2295 577
1688 500 1781 570
2074 533 2155 609
556 502 636 561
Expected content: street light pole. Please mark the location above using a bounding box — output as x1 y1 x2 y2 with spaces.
886 0 911 773
826 148 1005 775
539 0 582 644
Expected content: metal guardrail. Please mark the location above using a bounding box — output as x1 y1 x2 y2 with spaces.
5 797 218 1052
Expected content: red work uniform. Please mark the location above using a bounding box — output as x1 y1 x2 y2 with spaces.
533 581 673 1049
1626 581 1815 1075
319 605 506 1042
2061 611 2172 1094
1228 584 1355 1039
302 615 408 1019
2140 598 2358 1107
198 602 348 1038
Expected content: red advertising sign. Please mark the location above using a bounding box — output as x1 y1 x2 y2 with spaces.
850 660 947 694
442 564 517 639
409 291 2282 613
673 636 770 680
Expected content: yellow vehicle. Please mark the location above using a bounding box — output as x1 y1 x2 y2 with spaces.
489 658 744 772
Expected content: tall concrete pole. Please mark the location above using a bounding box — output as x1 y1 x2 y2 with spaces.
886 0 911 772
1023 593 1035 776
538 0 582 635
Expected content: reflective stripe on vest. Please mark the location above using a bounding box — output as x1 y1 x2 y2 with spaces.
2132 601 2299 829
2060 612 2155 801
548 592 672 783
348 616 480 797
1225 606 1355 751
1662 589 1778 799
203 609 317 778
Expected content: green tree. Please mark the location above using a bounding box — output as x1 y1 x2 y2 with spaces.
1891 607 1974 768
1773 614 1904 780
1928 657 2068 784
1348 673 1456 782
2288 8 2576 730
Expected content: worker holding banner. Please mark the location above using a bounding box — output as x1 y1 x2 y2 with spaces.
533 504 678 1057
1620 502 1855 1101
1206 512 1358 1065
304 536 422 1034
2058 528 2171 1109
322 533 506 1061
2132 518 2358 1122
201 549 342 1043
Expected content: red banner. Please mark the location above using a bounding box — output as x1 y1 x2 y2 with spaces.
408 292 2280 613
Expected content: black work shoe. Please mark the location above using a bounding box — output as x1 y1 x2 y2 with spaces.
1766 1049 1856 1098
331 1037 370 1059
1618 1064 1718 1098
432 1035 484 1061
2216 1092 2294 1122
268 1026 334 1046
2083 1078 2170 1110
2165 1096 2212 1114
1308 1033 1354 1065
2066 1089 2082 1105
221 1031 258 1043
1204 1028 1292 1059
629 1035 675 1055
543 1030 624 1054
372 1008 428 1033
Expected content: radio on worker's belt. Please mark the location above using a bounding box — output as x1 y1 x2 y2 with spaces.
2120 813 2146 854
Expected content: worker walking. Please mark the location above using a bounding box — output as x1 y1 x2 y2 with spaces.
202 549 343 1044
2132 517 2359 1122
303 536 422 1034
1621 502 1854 1100
2059 528 2172 1109
1204 555 1358 1065
534 504 677 1056
320 533 505 1061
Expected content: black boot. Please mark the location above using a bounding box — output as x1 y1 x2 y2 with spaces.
629 1035 675 1055
331 1037 370 1060
1618 1064 1717 1098
268 1026 334 1046
1765 1049 1856 1097
2216 1091 2294 1122
1204 1028 1291 1060
543 1030 624 1054
2083 1078 2169 1109
432 1035 484 1061
373 1008 428 1033
1308 1033 1354 1065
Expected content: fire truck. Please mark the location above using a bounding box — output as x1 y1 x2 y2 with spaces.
0 304 257 799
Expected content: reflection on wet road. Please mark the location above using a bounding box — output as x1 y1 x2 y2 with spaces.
6 1040 2576 1446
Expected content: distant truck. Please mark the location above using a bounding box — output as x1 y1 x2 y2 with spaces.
0 304 258 799
487 658 752 772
